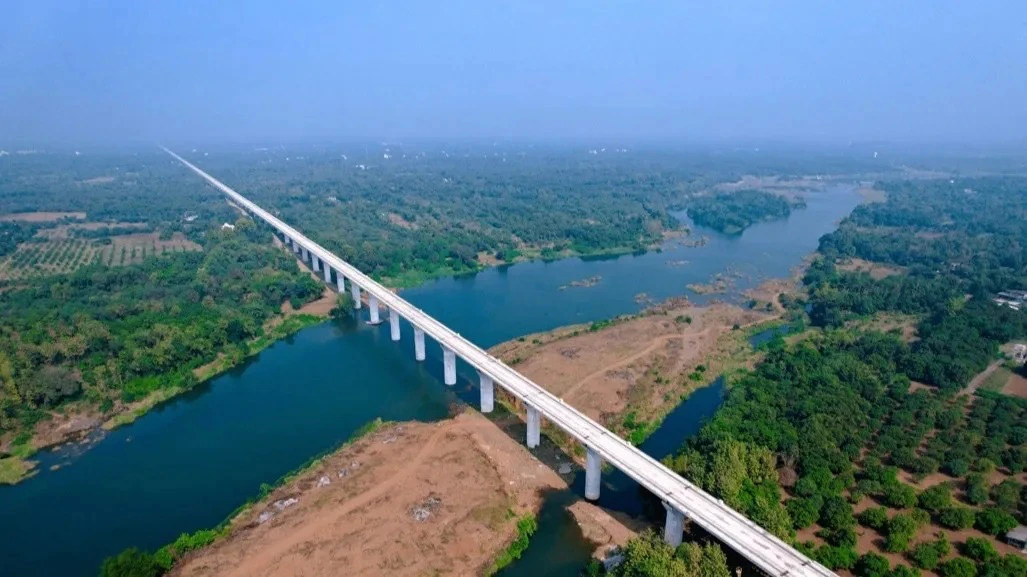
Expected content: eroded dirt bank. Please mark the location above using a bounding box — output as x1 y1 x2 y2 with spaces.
172 410 632 577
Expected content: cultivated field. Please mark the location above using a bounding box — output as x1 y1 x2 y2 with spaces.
0 232 201 280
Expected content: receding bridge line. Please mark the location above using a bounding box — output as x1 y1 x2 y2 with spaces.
162 147 835 577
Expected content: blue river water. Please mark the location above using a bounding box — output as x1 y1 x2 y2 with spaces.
0 185 860 576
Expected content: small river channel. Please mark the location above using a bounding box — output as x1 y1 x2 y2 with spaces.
0 185 860 577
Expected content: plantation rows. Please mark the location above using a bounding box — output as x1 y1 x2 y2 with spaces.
0 239 200 280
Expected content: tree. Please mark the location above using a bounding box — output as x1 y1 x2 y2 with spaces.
990 479 1022 512
966 473 990 506
938 506 976 530
938 558 977 577
859 507 889 531
963 537 999 563
918 484 952 512
99 548 162 577
908 535 949 571
856 553 892 577
608 532 731 577
820 495 856 531
884 483 918 509
815 545 858 570
975 507 1018 537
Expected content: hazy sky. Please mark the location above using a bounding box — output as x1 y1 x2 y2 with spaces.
1 1 1024 145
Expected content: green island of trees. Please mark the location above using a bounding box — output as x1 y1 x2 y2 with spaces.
687 190 806 234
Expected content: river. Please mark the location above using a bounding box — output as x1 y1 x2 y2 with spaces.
0 185 860 577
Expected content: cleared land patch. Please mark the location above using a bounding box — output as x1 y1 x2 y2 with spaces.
0 211 86 222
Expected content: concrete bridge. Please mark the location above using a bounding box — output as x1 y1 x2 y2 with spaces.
164 147 834 577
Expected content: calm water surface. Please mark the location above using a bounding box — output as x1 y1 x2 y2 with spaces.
0 186 859 577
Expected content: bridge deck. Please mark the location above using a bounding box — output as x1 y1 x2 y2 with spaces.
164 148 834 577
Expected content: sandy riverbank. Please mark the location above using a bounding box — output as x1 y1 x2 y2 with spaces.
170 410 633 577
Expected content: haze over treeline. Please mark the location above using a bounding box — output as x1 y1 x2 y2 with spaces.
1 1 1024 145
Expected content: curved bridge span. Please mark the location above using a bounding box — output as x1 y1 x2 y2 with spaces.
164 147 834 577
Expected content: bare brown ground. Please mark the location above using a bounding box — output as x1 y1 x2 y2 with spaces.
489 301 771 428
172 411 631 577
837 258 906 280
0 211 86 222
1002 371 1027 399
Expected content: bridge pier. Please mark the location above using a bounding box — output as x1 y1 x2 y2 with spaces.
351 283 362 309
389 308 401 341
479 372 494 413
292 240 300 254
443 347 456 385
414 328 426 361
323 263 332 283
585 448 601 500
369 295 381 325
526 405 541 448
301 247 309 261
336 273 345 293
312 254 320 272
663 503 685 547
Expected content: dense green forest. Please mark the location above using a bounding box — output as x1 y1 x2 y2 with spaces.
666 331 1027 575
687 190 806 234
658 176 1027 575
0 219 322 460
808 177 1027 390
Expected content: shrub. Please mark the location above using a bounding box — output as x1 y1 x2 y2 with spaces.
975 507 1018 537
908 535 949 570
962 537 999 563
859 507 889 531
938 558 977 577
815 545 858 570
884 482 918 509
918 484 952 512
856 553 892 577
99 548 162 577
938 506 976 530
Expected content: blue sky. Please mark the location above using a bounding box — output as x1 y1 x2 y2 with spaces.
1 1 1024 144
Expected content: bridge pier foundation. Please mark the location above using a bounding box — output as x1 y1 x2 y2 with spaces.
292 240 300 254
323 264 332 283
526 405 541 448
351 283 362 309
301 247 309 261
479 373 494 413
414 328 426 361
585 448 601 500
663 503 685 547
336 274 345 293
312 254 320 272
443 347 456 385
369 295 381 325
389 308 401 341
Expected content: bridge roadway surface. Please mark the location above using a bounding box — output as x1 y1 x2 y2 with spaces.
164 147 834 577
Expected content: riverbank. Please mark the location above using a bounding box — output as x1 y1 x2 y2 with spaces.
165 410 632 577
0 298 334 485
488 290 787 451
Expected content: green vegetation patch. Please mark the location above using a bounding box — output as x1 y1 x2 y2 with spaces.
688 190 805 234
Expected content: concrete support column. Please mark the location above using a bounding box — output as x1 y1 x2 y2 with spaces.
351 283 362 309
663 503 685 547
585 448 602 500
336 274 345 293
369 295 381 324
526 405 541 448
479 372 494 413
389 308 401 341
442 347 456 385
312 254 320 272
301 247 309 261
414 328 426 361
293 240 300 254
323 263 332 283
